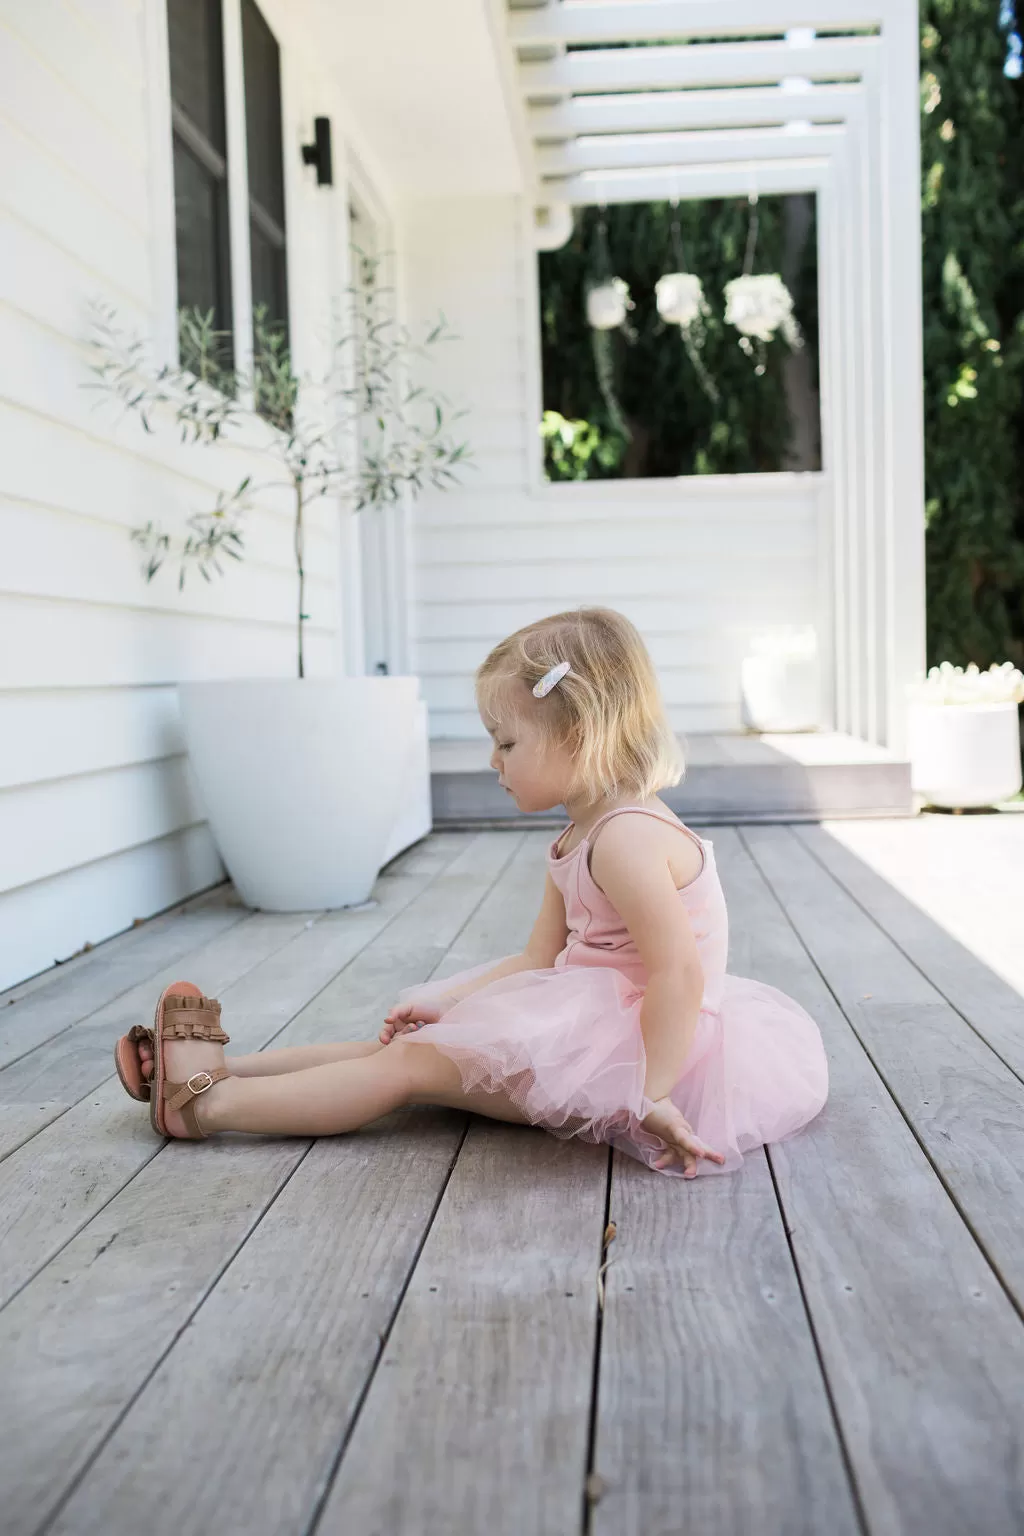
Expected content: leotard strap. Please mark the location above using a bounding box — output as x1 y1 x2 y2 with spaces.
585 805 706 875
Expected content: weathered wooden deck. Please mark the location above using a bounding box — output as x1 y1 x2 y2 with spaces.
2 816 1024 1536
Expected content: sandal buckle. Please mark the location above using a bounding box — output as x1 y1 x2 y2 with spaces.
187 1071 215 1096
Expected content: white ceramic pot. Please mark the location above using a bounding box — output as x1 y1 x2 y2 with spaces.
740 654 820 732
655 271 704 327
908 701 1023 808
586 282 628 330
178 676 424 910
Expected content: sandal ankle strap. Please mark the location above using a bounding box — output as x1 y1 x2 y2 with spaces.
161 995 230 1046
163 1067 232 1139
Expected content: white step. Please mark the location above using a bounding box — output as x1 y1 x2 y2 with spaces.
431 732 913 825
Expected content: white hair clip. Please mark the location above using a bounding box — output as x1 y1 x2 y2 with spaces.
533 661 572 698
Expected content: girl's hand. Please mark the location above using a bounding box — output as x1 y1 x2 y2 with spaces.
379 1002 444 1044
641 1097 726 1177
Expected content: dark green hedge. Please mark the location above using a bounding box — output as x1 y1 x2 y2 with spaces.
920 0 1024 667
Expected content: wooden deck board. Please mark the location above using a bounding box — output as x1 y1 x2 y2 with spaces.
0 910 329 1161
316 835 608 1536
3 816 1024 1535
0 882 234 1011
0 839 470 1310
795 821 1024 1080
593 1147 860 1536
43 832 538 1536
0 834 482 1536
0 888 245 1071
320 1129 608 1536
742 825 1024 1308
717 828 1024 1534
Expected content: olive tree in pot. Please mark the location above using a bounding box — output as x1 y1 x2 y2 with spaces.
89 259 468 908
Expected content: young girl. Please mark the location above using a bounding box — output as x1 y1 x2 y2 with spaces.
115 608 828 1178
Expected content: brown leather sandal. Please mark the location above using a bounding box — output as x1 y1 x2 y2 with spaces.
148 981 232 1140
114 1025 156 1101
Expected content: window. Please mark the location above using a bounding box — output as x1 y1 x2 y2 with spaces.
165 0 290 369
167 0 234 366
241 0 289 343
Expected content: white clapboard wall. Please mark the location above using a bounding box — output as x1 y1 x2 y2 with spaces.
402 196 828 741
0 0 351 990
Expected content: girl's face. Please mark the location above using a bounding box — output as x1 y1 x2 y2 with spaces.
484 690 576 814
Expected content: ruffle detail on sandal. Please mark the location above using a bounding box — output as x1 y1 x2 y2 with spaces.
160 995 230 1045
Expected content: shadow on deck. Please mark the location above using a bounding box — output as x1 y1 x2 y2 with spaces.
0 816 1022 1535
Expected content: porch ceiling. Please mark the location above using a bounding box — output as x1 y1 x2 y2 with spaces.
329 0 527 197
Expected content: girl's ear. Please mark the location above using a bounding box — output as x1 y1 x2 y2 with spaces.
559 724 584 766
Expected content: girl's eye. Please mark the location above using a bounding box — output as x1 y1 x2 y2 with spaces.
499 742 514 753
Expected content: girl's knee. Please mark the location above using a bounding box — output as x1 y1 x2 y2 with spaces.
388 1039 462 1105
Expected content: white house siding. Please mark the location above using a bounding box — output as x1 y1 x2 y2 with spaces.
403 196 828 741
0 0 351 991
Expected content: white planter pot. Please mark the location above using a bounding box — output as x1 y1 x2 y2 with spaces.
178 676 424 910
740 655 820 732
908 701 1023 809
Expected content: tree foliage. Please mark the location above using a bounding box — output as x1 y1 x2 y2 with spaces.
919 0 1024 667
88 256 469 677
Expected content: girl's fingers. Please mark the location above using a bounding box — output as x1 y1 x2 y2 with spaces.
654 1126 725 1174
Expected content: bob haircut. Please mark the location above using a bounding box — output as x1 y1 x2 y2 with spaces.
475 607 684 802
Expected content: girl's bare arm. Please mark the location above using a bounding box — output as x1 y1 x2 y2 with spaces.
589 816 705 1101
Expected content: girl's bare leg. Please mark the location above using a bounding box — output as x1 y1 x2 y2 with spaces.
228 1041 386 1076
157 1032 529 1139
138 1038 386 1084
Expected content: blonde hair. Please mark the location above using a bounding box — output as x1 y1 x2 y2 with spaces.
476 608 683 801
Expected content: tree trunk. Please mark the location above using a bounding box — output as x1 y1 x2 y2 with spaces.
781 192 820 472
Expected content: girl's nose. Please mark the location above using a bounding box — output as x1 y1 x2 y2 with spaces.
489 747 501 772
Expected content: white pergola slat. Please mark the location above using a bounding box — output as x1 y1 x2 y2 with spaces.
518 37 879 95
545 158 831 206
505 1 925 752
536 124 844 178
529 83 862 138
509 0 884 45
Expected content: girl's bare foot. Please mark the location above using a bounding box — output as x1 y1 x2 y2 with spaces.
139 1038 154 1082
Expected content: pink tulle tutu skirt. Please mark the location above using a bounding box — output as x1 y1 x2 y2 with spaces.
400 962 828 1178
